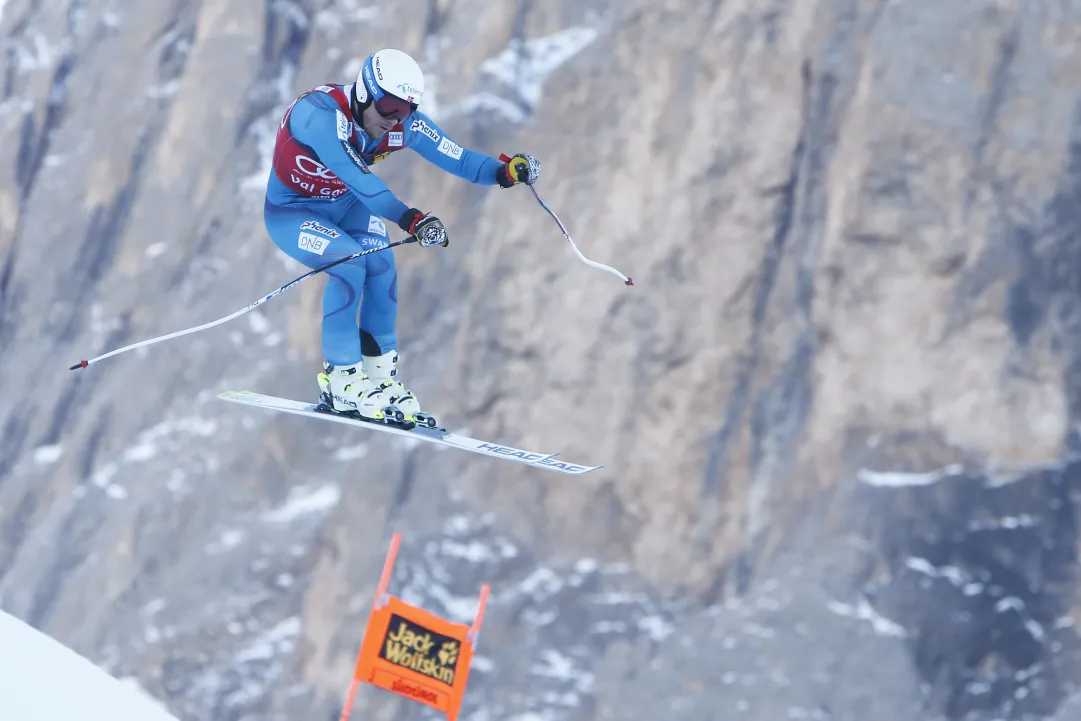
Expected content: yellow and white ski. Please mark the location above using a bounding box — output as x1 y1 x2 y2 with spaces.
217 390 602 475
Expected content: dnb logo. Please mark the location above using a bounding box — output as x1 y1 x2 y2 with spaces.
379 614 460 687
298 232 329 255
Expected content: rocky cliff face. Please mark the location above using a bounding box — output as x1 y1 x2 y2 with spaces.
2 0 1081 720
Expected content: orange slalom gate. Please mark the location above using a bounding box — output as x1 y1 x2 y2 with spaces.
338 533 490 721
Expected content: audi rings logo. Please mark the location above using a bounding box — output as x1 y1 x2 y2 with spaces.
295 155 335 179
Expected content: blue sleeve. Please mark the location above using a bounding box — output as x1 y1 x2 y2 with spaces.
404 112 503 185
289 94 410 222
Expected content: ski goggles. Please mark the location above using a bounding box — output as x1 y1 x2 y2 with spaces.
373 93 417 122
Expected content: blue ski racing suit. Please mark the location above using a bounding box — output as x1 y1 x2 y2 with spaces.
263 82 529 365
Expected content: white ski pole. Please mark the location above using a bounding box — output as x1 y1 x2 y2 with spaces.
499 154 633 286
532 185 633 285
70 237 417 370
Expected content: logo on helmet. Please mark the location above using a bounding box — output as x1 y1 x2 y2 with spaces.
363 66 376 97
396 83 420 103
374 56 383 81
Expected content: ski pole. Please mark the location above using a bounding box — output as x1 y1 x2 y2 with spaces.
69 236 417 371
500 154 633 286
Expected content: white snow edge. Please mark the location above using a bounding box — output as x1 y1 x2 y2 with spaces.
0 608 180 721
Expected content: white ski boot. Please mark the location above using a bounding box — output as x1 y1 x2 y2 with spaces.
363 350 438 428
317 361 406 424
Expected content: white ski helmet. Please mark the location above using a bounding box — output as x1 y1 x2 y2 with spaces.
354 48 424 122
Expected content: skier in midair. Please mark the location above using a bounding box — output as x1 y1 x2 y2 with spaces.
264 48 540 426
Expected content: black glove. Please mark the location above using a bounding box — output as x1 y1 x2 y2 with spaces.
497 153 541 188
398 208 448 248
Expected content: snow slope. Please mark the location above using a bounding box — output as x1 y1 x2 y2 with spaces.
0 609 179 721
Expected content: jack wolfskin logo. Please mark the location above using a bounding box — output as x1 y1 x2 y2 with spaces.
379 615 459 686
